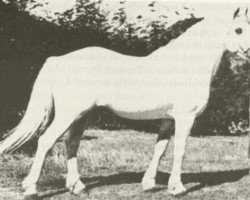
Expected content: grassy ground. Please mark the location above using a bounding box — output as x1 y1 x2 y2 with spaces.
0 129 249 200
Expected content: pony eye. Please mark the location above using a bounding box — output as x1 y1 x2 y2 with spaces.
235 27 243 34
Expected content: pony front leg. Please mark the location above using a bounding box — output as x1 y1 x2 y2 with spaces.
142 139 169 190
142 119 173 190
168 113 195 196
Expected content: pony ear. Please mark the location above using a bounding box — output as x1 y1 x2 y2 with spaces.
245 7 249 16
233 7 240 19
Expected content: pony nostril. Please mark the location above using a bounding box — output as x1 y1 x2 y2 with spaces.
235 28 243 34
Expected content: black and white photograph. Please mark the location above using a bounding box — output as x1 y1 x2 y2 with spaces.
0 0 250 199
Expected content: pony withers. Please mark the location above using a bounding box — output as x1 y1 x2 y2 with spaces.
0 7 250 199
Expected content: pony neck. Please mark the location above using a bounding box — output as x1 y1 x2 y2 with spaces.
155 16 229 73
210 48 228 81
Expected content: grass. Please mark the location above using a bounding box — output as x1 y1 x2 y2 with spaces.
0 129 250 200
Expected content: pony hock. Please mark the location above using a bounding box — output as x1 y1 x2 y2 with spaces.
0 6 250 199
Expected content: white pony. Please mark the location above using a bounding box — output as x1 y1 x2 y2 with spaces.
1 7 250 199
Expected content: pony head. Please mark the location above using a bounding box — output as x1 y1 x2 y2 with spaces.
225 7 250 60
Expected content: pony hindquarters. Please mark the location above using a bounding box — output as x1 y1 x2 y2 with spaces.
21 109 81 196
21 69 94 196
0 57 57 154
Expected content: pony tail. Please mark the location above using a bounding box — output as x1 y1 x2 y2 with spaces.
0 58 56 154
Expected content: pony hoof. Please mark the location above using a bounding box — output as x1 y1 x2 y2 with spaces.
72 188 88 197
142 178 156 191
23 194 39 200
22 181 29 190
69 180 86 195
168 186 187 196
22 184 37 198
22 178 34 190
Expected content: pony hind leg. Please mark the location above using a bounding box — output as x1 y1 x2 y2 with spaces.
142 118 174 191
22 111 84 197
64 112 92 195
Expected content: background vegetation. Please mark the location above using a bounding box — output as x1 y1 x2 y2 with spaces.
0 0 249 139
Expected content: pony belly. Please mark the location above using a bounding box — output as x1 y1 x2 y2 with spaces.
110 104 174 120
95 88 175 115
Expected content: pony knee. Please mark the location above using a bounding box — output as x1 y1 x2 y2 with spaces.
154 140 169 157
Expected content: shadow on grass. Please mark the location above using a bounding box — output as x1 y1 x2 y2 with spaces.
39 168 249 199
